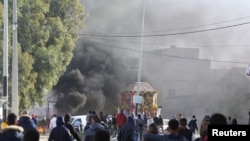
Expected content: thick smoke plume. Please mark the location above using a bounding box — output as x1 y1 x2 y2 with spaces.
53 40 136 115
51 0 250 124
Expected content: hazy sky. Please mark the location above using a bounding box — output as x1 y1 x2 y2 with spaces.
80 0 250 69
53 0 250 122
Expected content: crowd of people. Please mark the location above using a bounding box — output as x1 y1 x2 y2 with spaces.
0 109 249 141
0 111 39 141
52 109 248 141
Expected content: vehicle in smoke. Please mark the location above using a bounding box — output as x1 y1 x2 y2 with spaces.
70 115 87 134
155 119 169 135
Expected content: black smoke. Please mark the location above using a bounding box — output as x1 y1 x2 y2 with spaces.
53 40 137 115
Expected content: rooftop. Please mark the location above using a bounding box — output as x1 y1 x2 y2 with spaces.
124 82 156 92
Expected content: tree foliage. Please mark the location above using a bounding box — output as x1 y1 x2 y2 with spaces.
0 0 86 110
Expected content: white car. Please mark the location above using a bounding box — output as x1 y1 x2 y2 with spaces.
162 119 169 131
70 115 87 133
159 119 169 134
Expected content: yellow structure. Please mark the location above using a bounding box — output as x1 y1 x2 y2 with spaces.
120 82 159 116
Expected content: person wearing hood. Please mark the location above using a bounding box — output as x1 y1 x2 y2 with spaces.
48 116 73 141
118 116 138 141
64 113 81 141
187 115 198 134
23 129 39 141
17 110 37 133
0 113 24 141
82 115 108 141
143 123 164 141
164 119 188 141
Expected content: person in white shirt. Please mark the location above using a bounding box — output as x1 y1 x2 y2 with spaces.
49 114 57 132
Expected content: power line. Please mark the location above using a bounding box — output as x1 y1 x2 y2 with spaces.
82 15 250 35
145 15 250 33
15 23 250 49
14 20 250 45
83 40 249 65
84 36 250 48
79 21 250 38
15 24 250 65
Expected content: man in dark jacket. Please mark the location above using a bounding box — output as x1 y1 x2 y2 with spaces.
188 115 198 134
135 114 144 141
164 119 188 141
178 118 193 141
18 111 37 133
143 133 165 141
118 116 137 141
48 116 72 141
0 113 24 141
83 115 108 141
64 113 81 141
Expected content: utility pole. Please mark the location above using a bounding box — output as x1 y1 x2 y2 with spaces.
135 0 146 116
2 0 8 121
12 0 18 115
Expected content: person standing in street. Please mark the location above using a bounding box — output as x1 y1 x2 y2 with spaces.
164 119 188 141
143 123 163 141
158 115 164 133
178 118 193 141
31 114 38 126
49 114 57 132
203 113 227 141
83 115 108 141
111 113 118 138
118 116 137 141
23 129 40 141
163 119 188 141
199 115 209 141
64 113 81 141
48 116 72 141
0 113 24 141
116 109 127 131
135 114 144 141
94 130 110 141
18 110 37 133
188 115 198 134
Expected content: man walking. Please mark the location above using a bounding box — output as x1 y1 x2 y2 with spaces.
0 113 24 140
116 109 127 131
188 115 198 134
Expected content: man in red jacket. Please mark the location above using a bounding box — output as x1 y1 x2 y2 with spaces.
116 109 127 130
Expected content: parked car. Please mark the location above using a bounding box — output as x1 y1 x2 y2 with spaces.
163 119 169 131
70 115 87 134
159 119 169 134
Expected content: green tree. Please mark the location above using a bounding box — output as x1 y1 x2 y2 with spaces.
0 0 86 110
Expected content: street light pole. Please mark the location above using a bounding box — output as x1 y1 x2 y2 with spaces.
12 0 18 115
2 0 8 121
135 0 146 116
